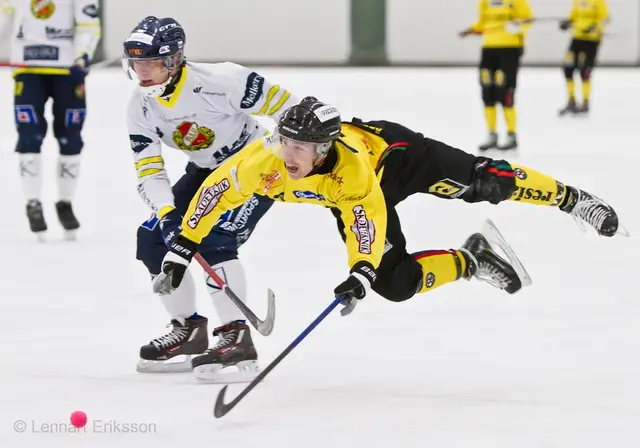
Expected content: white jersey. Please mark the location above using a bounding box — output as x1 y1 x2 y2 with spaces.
0 0 100 71
128 61 299 216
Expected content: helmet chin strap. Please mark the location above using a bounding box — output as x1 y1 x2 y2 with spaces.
139 75 174 98
138 64 183 98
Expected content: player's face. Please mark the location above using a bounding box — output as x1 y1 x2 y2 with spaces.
131 59 170 87
280 137 318 180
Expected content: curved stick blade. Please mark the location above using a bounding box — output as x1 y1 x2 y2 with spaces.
213 386 230 418
256 289 276 336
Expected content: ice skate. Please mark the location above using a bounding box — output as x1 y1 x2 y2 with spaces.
137 315 209 373
478 131 498 151
192 320 260 384
558 99 578 116
26 199 47 241
560 186 628 237
459 221 532 294
498 132 518 150
55 200 80 241
575 100 589 115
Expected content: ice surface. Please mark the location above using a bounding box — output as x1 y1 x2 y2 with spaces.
0 67 639 447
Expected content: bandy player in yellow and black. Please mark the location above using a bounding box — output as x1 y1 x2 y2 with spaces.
149 97 623 368
459 0 533 151
558 0 609 116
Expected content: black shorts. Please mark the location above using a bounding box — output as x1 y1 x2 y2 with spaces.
566 39 599 69
332 120 479 302
479 47 522 89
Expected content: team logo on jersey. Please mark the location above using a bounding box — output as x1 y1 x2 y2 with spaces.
187 179 230 229
31 0 55 19
258 170 282 194
172 121 215 151
351 205 375 255
425 272 436 289
240 72 264 109
293 190 326 201
428 179 469 199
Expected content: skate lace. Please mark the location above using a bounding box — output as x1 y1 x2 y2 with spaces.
476 262 510 290
570 198 610 233
208 330 237 353
151 324 189 349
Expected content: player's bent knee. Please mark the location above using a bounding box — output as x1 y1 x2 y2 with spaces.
563 66 575 79
481 86 495 107
372 258 422 303
15 136 44 153
136 218 166 275
580 67 592 81
58 133 83 156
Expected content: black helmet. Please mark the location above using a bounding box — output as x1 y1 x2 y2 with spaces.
277 97 341 148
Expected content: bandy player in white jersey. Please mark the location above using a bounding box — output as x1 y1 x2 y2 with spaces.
123 16 300 382
0 0 100 239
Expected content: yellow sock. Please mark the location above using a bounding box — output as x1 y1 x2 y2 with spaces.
484 106 497 132
413 250 466 294
509 164 568 207
566 79 575 100
582 80 591 102
503 107 516 133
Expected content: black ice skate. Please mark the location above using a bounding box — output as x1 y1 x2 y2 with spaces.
192 320 260 384
559 99 578 116
459 220 532 294
26 199 47 240
137 316 209 373
55 200 80 240
498 132 518 150
560 186 627 237
479 131 498 151
575 100 589 114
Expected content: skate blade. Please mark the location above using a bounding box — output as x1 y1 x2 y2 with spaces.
615 224 630 238
136 355 197 373
194 360 261 384
481 219 532 288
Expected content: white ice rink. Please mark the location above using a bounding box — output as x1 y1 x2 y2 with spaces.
0 66 639 447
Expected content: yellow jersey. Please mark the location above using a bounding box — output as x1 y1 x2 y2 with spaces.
569 0 609 42
470 0 533 48
179 121 411 273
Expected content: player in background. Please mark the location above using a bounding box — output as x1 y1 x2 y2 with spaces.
459 0 533 151
0 0 101 240
558 0 609 116
123 16 300 382
151 97 624 374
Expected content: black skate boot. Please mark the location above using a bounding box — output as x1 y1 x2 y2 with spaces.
26 199 47 239
559 99 578 116
459 233 523 294
560 186 624 237
498 132 518 150
479 132 498 151
137 315 209 373
192 320 260 383
55 200 80 240
576 100 589 114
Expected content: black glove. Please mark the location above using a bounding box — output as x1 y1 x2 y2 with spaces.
559 19 572 31
152 234 197 295
334 263 377 316
582 24 596 34
159 208 183 248
463 158 517 205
